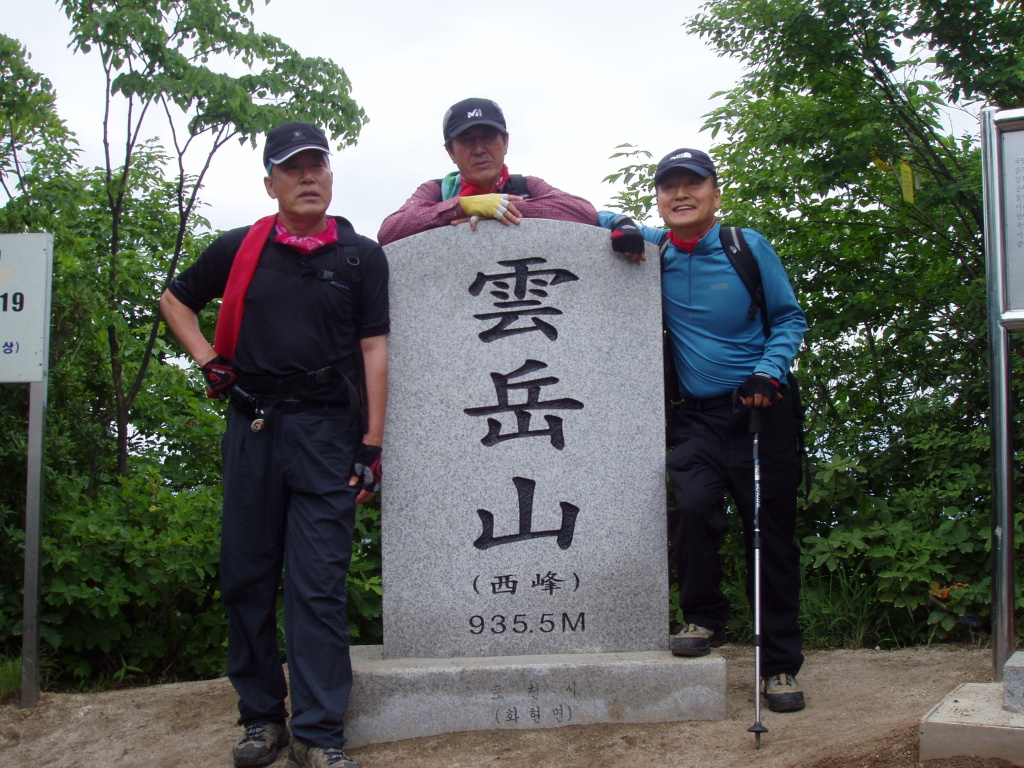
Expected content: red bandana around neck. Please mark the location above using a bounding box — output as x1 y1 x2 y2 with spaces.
459 164 511 197
275 218 338 255
667 220 718 253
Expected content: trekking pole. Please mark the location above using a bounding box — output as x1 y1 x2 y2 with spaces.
747 406 768 750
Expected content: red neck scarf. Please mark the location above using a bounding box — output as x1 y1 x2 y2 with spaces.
274 218 338 255
666 220 718 253
459 164 510 196
212 216 338 359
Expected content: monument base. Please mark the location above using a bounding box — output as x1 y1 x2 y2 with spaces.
919 682 1024 765
345 645 726 748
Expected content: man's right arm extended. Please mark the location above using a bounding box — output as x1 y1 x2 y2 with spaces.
160 289 216 367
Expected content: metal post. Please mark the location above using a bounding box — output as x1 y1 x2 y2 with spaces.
982 106 1017 681
21 377 48 707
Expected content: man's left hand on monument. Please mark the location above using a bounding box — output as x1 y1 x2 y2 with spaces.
609 216 646 262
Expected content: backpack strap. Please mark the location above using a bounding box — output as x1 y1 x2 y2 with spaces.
503 174 531 198
333 223 364 325
718 227 810 499
255 225 363 319
432 174 532 199
720 226 770 338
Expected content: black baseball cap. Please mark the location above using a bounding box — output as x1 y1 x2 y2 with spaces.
442 98 507 141
654 148 717 186
263 121 330 168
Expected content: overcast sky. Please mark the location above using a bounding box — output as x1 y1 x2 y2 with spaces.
3 0 746 238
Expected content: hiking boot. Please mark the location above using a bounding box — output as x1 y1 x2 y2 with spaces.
670 623 726 657
233 721 289 767
287 737 362 768
763 673 806 712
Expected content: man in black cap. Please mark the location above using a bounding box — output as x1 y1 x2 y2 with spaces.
160 121 388 768
377 97 608 245
600 148 808 713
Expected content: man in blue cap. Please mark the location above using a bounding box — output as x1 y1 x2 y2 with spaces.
601 148 809 713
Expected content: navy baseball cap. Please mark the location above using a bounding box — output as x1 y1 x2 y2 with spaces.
442 98 507 141
654 148 717 186
263 121 330 168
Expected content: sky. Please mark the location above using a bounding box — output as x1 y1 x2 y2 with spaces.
3 0 747 238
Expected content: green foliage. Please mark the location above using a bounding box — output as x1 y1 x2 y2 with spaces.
0 4 380 686
50 0 369 476
348 499 383 644
0 35 80 220
610 0 1024 647
39 470 225 681
60 0 365 144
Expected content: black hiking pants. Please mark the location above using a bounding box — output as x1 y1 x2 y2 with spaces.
220 404 358 748
666 388 804 677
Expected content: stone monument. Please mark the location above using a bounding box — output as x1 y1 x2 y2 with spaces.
344 220 725 746
381 219 667 658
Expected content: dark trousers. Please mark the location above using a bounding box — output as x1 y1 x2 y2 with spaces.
666 390 804 677
220 405 358 747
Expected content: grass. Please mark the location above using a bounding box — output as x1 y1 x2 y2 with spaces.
669 526 895 649
799 564 884 648
0 656 20 702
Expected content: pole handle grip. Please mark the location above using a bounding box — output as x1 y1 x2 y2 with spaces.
749 407 762 434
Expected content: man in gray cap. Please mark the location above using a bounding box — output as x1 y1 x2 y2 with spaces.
601 148 808 713
161 121 388 768
377 97 605 244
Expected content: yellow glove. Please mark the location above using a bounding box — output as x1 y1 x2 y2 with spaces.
459 194 509 220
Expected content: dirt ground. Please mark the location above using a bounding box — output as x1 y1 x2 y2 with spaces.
0 644 1016 768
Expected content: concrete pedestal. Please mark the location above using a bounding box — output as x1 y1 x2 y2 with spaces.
344 645 726 748
919 682 1024 765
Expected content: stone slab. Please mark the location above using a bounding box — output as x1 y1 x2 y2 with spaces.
919 682 1024 765
1005 651 1024 711
344 645 726 748
380 221 666 659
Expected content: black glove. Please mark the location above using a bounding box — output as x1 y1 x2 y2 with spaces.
352 444 382 495
609 216 645 256
738 371 780 403
200 355 237 400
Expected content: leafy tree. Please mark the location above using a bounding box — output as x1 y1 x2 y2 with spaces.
59 0 367 475
0 4 381 683
607 0 1024 645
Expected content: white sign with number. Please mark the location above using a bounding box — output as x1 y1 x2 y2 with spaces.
0 234 53 383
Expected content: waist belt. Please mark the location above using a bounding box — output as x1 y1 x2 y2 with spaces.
678 392 736 411
236 365 342 396
229 386 347 420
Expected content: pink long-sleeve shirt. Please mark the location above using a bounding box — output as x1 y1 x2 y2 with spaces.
376 175 598 245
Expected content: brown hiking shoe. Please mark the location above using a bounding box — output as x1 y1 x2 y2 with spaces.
763 673 806 712
233 721 289 767
670 623 727 657
287 737 362 768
